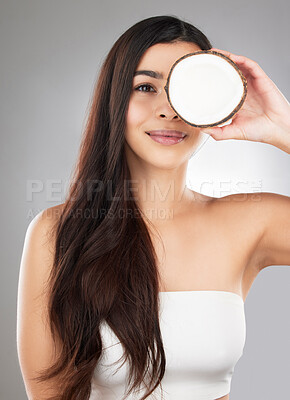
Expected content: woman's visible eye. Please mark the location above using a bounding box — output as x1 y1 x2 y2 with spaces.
134 84 156 93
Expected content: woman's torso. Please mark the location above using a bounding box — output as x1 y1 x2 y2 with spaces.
53 191 261 400
90 190 262 400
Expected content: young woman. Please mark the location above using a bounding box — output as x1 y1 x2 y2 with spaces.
17 15 290 400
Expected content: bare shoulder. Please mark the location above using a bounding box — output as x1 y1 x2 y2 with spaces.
32 203 65 226
187 190 265 257
212 191 290 268
20 203 66 302
211 192 267 270
191 190 265 223
20 202 66 295
213 191 289 210
25 203 65 254
212 192 266 245
212 191 264 216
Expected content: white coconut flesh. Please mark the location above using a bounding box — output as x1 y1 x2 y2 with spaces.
168 53 246 126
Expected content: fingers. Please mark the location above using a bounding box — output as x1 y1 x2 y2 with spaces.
210 47 244 64
210 48 266 81
201 121 245 141
210 48 235 59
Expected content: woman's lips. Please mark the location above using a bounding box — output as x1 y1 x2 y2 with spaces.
146 132 186 145
147 130 186 138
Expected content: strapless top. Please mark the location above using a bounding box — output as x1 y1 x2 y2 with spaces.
90 290 246 400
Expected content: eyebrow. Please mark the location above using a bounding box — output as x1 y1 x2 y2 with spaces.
133 70 164 79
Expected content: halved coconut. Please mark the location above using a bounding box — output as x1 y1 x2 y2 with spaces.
164 50 247 128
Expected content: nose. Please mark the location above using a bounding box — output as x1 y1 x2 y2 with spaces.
159 110 180 120
155 87 180 120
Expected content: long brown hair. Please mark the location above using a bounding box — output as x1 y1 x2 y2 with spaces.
35 15 212 400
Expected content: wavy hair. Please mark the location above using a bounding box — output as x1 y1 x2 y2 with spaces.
35 15 212 400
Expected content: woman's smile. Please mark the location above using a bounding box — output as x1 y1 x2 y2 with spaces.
145 132 187 145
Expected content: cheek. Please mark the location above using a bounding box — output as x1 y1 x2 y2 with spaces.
125 99 153 158
126 98 151 129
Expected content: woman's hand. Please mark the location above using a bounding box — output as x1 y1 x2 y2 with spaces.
201 48 290 154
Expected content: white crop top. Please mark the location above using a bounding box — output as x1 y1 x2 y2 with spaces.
90 290 246 400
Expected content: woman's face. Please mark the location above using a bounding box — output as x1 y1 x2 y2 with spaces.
125 41 206 170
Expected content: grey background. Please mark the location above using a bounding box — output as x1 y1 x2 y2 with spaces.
1 0 289 399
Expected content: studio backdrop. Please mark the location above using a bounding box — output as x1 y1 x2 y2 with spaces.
0 0 289 399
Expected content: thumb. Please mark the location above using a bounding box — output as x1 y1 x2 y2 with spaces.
200 126 224 140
